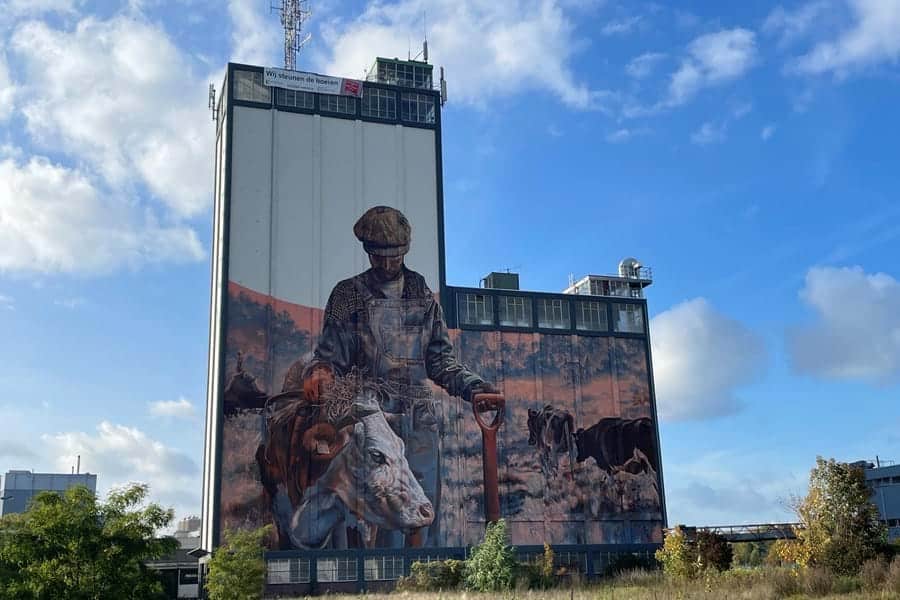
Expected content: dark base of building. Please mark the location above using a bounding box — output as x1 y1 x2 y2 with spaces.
260 543 661 596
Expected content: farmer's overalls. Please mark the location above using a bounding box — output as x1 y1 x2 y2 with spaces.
355 279 441 548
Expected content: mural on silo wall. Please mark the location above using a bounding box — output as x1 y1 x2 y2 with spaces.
216 206 663 550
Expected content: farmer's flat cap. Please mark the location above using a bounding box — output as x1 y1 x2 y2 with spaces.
353 206 411 257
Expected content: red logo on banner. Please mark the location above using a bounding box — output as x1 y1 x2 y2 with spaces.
342 79 362 97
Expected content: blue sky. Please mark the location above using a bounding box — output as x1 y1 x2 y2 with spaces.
1 0 899 527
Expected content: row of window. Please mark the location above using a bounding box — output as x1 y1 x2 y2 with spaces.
267 556 406 583
233 70 436 124
267 550 656 584
457 293 645 334
884 519 900 527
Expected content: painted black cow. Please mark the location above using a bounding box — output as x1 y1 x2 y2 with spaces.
527 404 577 477
223 353 268 416
574 417 658 475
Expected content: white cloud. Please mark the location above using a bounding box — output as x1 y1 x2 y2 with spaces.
149 397 196 419
605 127 650 143
0 155 204 275
601 15 642 36
228 0 281 66
546 124 564 137
761 124 777 140
0 293 13 310
664 450 801 525
792 0 900 76
668 28 757 105
11 15 212 217
650 298 767 421
316 0 607 109
764 1 832 47
690 121 727 145
789 266 900 383
625 51 666 79
54 297 86 309
0 44 16 121
42 421 199 516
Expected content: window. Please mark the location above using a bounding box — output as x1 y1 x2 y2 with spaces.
361 88 396 119
498 296 532 327
320 93 357 115
400 92 435 124
458 293 493 326
364 556 405 580
537 298 570 329
233 69 270 103
275 88 315 109
267 558 311 584
554 551 587 574
267 559 290 584
613 303 644 333
316 557 357 582
376 62 432 88
575 301 608 332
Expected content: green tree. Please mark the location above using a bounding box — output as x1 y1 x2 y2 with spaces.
792 456 886 575
0 483 176 600
205 526 271 600
465 519 517 591
655 526 697 579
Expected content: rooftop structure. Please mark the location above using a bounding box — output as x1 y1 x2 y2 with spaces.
366 57 434 90
562 258 653 299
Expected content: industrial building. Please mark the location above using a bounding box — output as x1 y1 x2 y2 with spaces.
200 56 665 594
1 469 97 516
865 460 900 542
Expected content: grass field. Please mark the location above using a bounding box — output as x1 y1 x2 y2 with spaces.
278 567 900 600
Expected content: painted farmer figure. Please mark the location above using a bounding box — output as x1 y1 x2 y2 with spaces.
303 206 499 547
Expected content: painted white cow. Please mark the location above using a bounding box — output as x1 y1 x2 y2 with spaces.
289 387 434 548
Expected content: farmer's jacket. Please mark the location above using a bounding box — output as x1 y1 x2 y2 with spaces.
307 266 485 400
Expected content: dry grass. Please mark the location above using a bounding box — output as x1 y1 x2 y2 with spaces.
278 574 900 600
279 591 889 600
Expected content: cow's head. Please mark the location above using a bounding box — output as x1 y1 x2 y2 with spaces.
326 387 434 532
574 427 587 462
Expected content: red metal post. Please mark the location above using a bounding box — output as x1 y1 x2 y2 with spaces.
473 393 505 523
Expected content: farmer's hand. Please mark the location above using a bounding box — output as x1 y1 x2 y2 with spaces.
303 365 333 402
470 382 504 409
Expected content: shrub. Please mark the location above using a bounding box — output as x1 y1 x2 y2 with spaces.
519 542 556 589
886 556 900 594
802 566 834 597
859 556 888 592
465 519 517 592
206 525 271 600
768 568 800 599
655 526 696 580
696 530 733 572
604 552 659 577
397 559 465 591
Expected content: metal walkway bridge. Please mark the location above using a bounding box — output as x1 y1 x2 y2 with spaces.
673 523 802 543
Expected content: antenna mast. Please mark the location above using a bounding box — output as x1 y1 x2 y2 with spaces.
273 0 311 70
